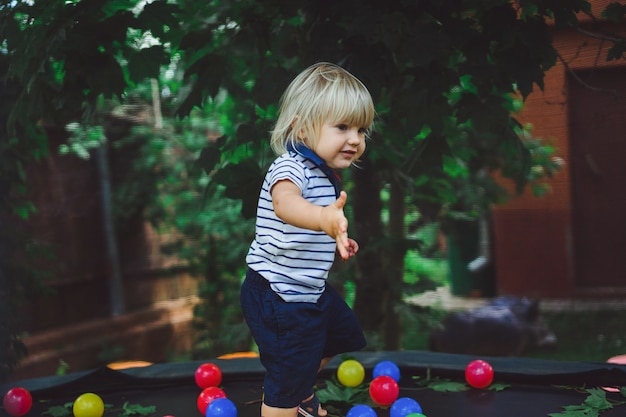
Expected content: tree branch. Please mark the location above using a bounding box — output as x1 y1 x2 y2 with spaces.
556 51 621 97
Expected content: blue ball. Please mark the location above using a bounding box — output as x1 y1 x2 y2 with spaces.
346 404 377 417
390 397 422 417
373 360 401 382
206 397 238 417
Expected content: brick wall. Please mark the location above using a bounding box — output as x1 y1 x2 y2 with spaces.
493 2 626 298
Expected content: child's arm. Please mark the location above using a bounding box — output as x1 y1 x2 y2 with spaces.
272 179 357 260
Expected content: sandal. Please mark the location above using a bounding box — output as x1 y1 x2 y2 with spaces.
298 393 326 417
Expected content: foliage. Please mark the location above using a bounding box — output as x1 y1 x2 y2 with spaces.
412 369 510 392
42 400 155 417
1 0 625 370
548 387 626 417
58 80 256 357
316 377 373 410
142 98 256 357
315 364 511 417
1 0 580 215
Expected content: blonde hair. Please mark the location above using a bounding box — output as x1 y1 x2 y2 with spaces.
270 62 375 155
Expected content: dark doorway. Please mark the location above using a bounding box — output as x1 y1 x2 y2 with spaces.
568 66 626 289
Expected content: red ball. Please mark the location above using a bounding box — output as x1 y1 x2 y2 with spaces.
195 363 223 389
3 387 32 417
369 375 399 406
197 386 227 415
465 359 494 389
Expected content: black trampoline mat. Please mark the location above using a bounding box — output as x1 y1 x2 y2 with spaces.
2 351 626 417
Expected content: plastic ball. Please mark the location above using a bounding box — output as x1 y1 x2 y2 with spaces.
337 359 365 387
197 386 227 415
73 393 105 417
2 387 32 417
465 359 494 389
369 375 399 406
405 414 427 417
346 404 377 417
206 397 237 417
390 397 422 417
373 360 401 382
195 363 223 389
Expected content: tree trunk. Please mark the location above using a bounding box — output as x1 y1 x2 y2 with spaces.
351 160 386 344
384 180 406 350
95 143 125 317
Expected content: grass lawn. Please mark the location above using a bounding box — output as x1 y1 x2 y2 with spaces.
401 299 626 363
527 309 625 363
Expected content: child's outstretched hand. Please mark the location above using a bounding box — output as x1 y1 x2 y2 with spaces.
320 191 359 260
272 181 359 259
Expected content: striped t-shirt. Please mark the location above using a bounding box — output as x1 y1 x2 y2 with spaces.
246 146 341 303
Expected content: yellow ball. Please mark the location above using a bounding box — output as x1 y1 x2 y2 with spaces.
337 359 365 387
73 393 104 417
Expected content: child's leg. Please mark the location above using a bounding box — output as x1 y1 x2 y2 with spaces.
318 357 333 372
301 356 333 417
301 391 327 417
302 284 366 417
321 284 367 357
241 269 327 417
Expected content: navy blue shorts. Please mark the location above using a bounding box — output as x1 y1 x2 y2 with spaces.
240 268 366 408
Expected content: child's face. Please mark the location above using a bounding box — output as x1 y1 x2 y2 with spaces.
312 121 367 169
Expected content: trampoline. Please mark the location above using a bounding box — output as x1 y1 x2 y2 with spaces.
2 351 626 417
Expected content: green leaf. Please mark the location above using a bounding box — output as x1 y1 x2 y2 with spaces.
606 42 625 61
102 0 135 18
548 408 600 417
252 67 292 108
211 158 264 218
601 2 626 22
194 138 225 175
175 85 204 118
127 45 168 83
442 155 468 179
548 388 615 417
413 374 468 392
185 53 228 99
428 380 468 392
42 405 72 417
488 382 511 392
121 401 157 416
583 388 612 411
315 378 371 405
137 0 182 38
